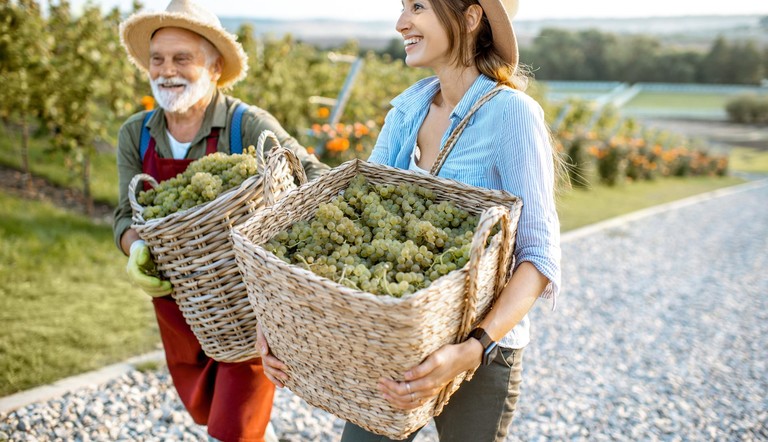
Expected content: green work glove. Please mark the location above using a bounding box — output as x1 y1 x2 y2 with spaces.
126 240 172 297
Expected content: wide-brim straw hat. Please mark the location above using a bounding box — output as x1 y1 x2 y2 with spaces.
478 0 519 69
120 0 248 89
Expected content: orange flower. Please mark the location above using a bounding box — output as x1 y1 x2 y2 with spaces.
140 95 155 111
326 137 350 152
317 107 331 119
306 146 315 155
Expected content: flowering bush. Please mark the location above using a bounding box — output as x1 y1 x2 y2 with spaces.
556 123 727 187
305 114 379 166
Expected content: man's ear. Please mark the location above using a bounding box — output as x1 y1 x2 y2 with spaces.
210 56 223 82
465 4 483 34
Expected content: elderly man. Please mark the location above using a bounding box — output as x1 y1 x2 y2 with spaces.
114 1 327 441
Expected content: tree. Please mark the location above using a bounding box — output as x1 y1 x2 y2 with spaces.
0 0 50 188
578 29 620 81
653 51 700 83
728 41 764 85
530 28 589 80
44 1 136 214
379 37 406 61
700 36 731 84
614 35 661 83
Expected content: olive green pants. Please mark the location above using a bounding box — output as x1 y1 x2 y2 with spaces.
341 347 524 442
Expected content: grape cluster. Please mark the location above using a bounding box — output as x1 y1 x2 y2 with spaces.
138 146 261 220
265 174 481 297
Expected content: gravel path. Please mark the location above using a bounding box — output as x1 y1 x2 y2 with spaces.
2 181 767 442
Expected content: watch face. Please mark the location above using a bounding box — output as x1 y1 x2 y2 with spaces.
483 342 499 366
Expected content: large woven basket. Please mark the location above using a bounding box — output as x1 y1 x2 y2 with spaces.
231 159 522 439
128 131 307 363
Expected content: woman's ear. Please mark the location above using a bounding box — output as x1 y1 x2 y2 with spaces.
465 4 483 33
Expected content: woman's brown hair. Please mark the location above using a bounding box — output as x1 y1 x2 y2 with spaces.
430 0 529 90
431 0 568 189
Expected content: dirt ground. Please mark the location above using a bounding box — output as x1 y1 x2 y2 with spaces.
638 117 768 151
0 166 114 223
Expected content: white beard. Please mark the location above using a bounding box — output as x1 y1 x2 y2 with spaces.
150 68 213 113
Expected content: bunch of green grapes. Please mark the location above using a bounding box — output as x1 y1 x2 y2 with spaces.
139 146 261 220
265 174 483 297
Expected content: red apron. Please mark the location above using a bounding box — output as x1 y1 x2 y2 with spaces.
143 130 275 442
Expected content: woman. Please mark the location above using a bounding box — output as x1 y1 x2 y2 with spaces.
258 0 561 440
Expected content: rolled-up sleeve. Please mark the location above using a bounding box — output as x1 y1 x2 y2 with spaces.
495 94 561 308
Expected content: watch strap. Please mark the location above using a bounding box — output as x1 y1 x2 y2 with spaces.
469 327 494 349
469 327 498 366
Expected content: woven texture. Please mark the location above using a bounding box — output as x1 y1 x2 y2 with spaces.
231 160 522 439
128 131 306 363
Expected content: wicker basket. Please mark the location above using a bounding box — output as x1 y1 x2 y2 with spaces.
128 131 307 363
230 159 522 439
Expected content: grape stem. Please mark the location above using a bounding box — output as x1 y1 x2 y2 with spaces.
296 254 314 270
429 247 457 271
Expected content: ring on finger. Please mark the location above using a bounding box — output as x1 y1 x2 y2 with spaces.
405 382 412 394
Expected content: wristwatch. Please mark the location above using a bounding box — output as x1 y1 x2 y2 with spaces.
468 327 498 366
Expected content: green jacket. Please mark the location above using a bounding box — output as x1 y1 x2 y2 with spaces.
113 90 329 250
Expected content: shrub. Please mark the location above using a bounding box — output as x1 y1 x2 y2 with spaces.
726 95 768 124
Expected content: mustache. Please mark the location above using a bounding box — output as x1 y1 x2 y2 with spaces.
153 76 189 87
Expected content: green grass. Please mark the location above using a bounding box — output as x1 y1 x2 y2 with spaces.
0 192 157 396
729 147 768 175
0 125 119 206
557 176 745 231
623 92 730 110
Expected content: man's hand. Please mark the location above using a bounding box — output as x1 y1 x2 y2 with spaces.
126 240 172 297
257 322 289 388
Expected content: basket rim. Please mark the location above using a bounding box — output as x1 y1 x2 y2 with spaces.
135 172 265 227
130 147 295 228
230 158 521 305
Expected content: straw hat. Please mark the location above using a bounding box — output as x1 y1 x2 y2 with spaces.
120 0 248 89
478 0 519 68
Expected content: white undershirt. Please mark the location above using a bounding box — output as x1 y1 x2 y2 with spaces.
167 130 192 160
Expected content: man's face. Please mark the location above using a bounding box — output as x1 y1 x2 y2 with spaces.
148 27 220 113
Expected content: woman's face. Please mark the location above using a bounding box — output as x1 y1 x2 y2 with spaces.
397 0 452 70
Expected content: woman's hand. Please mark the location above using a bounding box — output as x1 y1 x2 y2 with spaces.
377 339 483 410
256 322 289 388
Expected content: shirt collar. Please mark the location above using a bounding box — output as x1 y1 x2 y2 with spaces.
209 89 228 128
450 74 498 121
390 76 441 117
390 74 498 122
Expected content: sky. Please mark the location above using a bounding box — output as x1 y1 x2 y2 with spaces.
60 0 768 22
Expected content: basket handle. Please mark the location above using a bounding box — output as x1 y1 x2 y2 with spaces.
433 205 513 414
128 173 159 223
259 130 308 207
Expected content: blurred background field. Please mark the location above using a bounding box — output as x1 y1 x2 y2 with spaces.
0 1 766 396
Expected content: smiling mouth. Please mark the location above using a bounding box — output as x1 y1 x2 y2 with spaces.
403 37 422 47
160 83 185 90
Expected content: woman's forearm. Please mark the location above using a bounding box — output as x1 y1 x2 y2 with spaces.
476 261 549 342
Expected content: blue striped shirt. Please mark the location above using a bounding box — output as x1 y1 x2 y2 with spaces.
369 74 561 349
